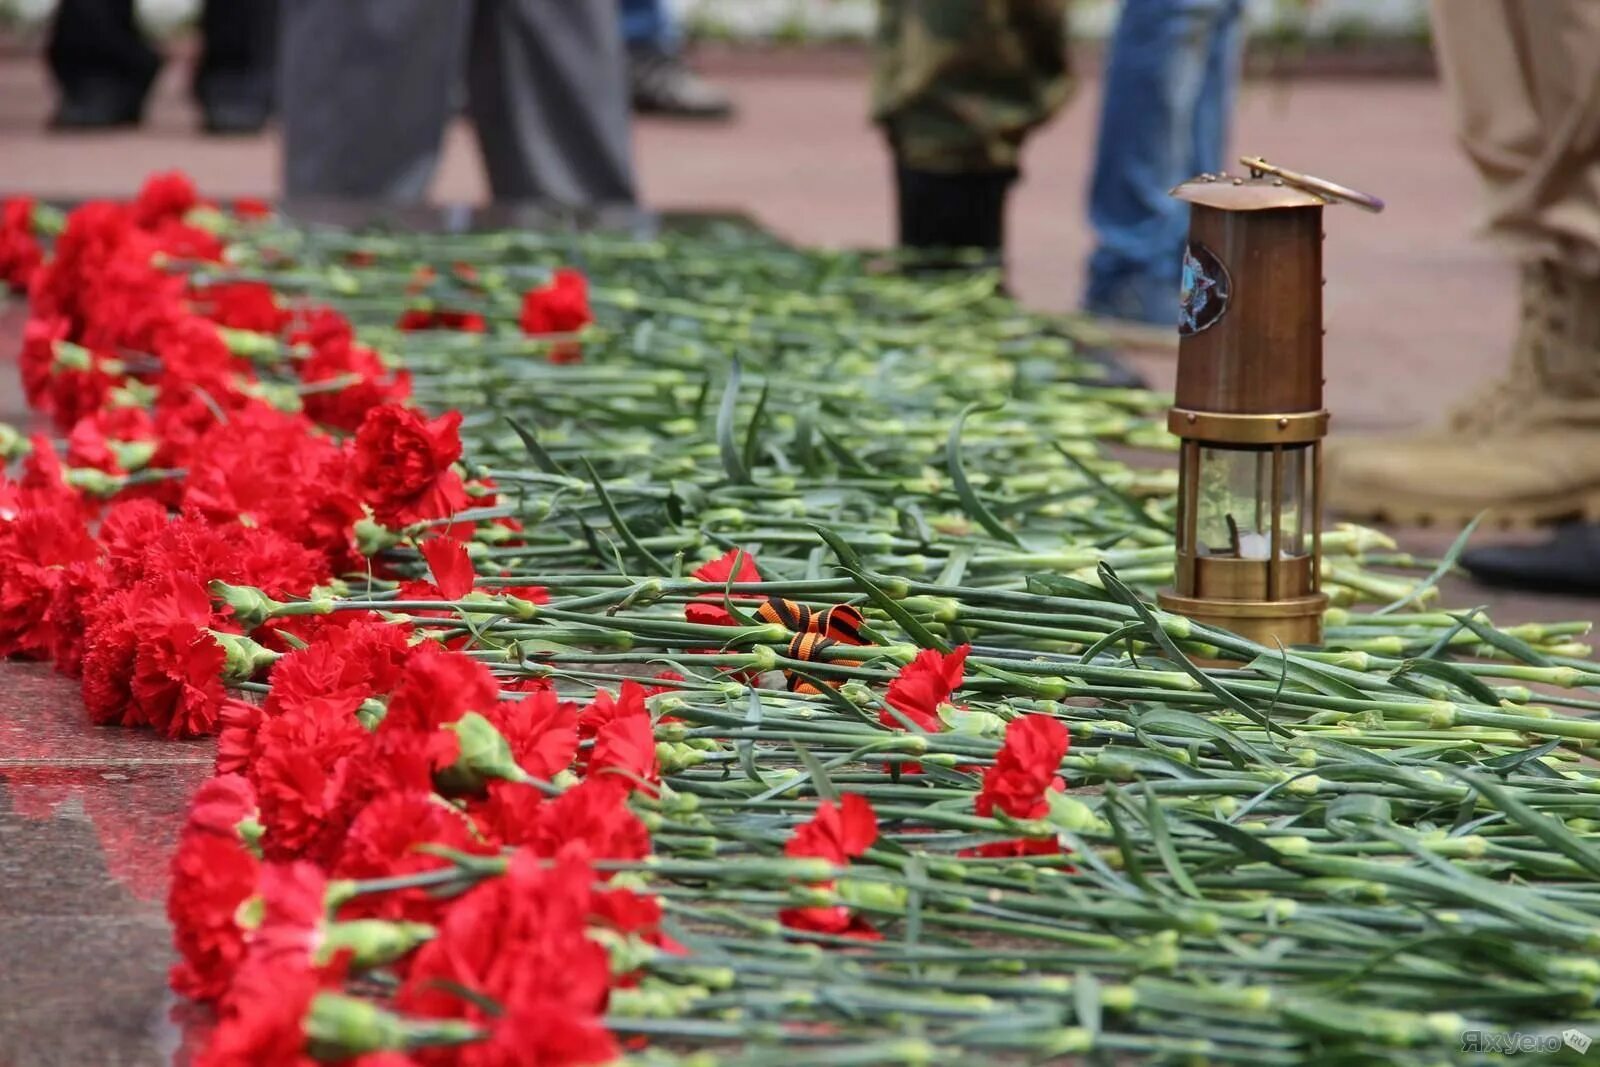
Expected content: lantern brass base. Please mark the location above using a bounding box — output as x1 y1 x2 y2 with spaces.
1157 590 1328 649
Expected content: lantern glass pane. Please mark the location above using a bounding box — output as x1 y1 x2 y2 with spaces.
1195 447 1264 558
1194 447 1308 559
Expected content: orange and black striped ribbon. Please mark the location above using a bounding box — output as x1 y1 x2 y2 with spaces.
753 597 867 693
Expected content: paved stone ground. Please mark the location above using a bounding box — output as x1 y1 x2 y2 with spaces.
0 42 1596 1067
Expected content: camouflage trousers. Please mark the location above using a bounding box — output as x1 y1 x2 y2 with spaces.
872 0 1073 174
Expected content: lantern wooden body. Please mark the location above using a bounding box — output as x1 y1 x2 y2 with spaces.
1157 173 1332 648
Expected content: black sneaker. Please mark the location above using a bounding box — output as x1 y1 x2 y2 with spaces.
630 49 734 120
50 77 147 130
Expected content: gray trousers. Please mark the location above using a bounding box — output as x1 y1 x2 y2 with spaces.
280 0 636 206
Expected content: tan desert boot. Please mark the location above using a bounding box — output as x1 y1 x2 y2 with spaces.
1328 261 1600 526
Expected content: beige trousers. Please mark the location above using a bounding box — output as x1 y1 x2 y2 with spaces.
1430 0 1600 274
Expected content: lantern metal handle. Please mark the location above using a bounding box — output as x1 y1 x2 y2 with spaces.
1240 156 1385 214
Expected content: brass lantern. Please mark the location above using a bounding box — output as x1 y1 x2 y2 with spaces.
1158 157 1383 648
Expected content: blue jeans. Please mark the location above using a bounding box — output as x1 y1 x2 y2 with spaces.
620 0 677 51
1084 0 1244 325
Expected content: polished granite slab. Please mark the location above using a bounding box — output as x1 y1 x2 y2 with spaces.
0 661 213 1067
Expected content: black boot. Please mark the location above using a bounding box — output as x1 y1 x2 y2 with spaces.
1459 523 1600 596
46 0 158 130
195 0 276 135
894 165 1012 265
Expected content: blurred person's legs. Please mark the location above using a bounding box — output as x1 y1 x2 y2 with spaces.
46 0 159 128
1330 0 1600 553
281 0 634 206
872 0 1071 263
468 0 636 204
194 0 278 134
48 0 276 132
623 0 732 120
1082 0 1243 331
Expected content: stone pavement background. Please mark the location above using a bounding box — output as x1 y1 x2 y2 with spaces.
0 41 1594 1067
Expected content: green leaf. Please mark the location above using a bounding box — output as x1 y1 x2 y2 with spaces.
716 358 753 485
793 742 838 803
505 415 565 476
1372 512 1483 615
1141 781 1201 899
946 402 1023 547
1098 563 1292 739
1053 442 1172 534
1078 622 1144 665
579 457 668 576
741 380 771 476
1437 765 1600 880
737 689 768 787
1073 970 1102 1040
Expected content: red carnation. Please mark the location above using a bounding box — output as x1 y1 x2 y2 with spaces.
382 645 499 735
351 404 471 529
970 714 1070 858
191 281 290 334
486 687 579 780
685 547 761 627
396 308 486 333
882 645 969 733
250 699 370 862
128 574 231 738
167 775 261 1002
785 793 878 866
0 485 100 661
333 790 496 924
0 196 43 291
519 268 591 363
132 170 200 229
399 849 617 1067
591 712 658 795
779 794 880 940
420 536 476 600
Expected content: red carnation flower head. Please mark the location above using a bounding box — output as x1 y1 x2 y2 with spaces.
882 644 969 733
191 281 291 334
484 687 579 781
128 573 231 738
333 789 495 924
784 793 878 866
133 170 201 229
590 712 658 795
497 777 651 863
167 775 263 1002
0 196 44 291
351 404 471 529
382 645 499 735
249 698 370 863
685 547 761 627
977 714 1070 821
0 482 101 661
420 535 476 600
969 714 1071 859
577 679 647 742
519 267 592 363
779 794 881 940
398 849 617 1066
396 308 486 333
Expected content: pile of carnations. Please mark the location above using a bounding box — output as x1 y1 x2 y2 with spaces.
8 174 1600 1065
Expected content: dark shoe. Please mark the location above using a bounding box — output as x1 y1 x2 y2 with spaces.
630 49 733 120
50 78 146 130
1459 523 1600 596
201 97 271 135
895 165 1014 256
